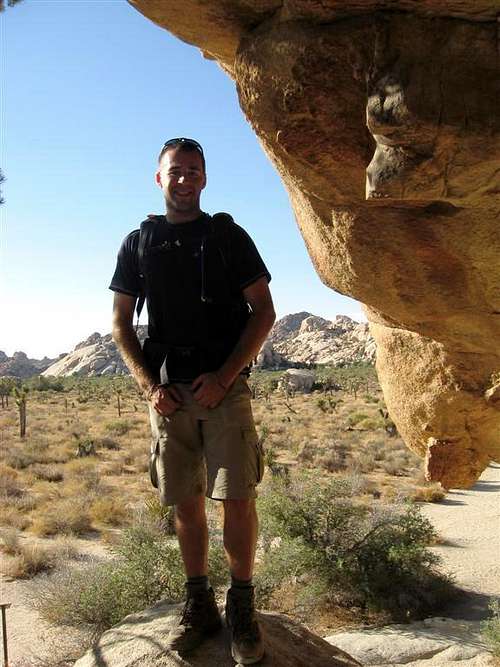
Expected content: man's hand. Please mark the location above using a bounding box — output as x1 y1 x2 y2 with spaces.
191 373 228 409
150 384 182 417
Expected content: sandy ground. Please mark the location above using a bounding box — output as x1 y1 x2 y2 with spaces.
1 536 113 666
421 464 500 618
2 465 499 665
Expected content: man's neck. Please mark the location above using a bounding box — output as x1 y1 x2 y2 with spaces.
165 207 203 224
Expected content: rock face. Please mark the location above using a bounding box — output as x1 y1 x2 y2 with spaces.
278 367 316 393
269 313 376 365
73 599 360 667
0 351 56 378
42 327 147 377
326 617 494 666
128 1 500 488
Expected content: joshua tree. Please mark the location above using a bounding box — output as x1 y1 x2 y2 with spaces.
13 385 28 438
112 381 123 417
0 377 16 408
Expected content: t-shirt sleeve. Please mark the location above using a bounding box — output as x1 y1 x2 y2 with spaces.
109 230 141 297
229 223 271 290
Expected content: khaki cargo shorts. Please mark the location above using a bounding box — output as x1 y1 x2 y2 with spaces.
148 376 264 506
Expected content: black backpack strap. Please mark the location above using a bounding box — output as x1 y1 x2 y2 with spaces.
209 212 234 272
136 215 164 328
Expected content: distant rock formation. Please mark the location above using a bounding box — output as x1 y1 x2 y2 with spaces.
73 599 360 667
42 327 147 378
39 315 373 378
0 351 57 378
268 313 376 366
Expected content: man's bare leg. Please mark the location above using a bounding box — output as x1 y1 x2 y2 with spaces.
222 498 258 580
175 493 208 577
223 498 263 664
169 494 221 654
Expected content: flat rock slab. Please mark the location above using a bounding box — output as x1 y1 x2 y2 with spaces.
74 600 360 667
325 617 495 666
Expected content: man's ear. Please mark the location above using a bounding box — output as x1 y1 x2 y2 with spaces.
201 173 207 190
155 170 162 188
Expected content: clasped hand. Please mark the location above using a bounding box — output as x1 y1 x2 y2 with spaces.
151 372 228 416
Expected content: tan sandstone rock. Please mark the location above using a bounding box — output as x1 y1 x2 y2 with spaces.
73 599 360 666
128 1 500 488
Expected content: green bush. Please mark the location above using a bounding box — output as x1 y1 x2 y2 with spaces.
481 599 500 657
256 474 454 619
347 411 370 427
104 420 132 436
29 506 227 634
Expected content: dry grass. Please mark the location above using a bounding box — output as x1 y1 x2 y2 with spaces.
31 498 94 537
0 373 442 546
90 497 130 526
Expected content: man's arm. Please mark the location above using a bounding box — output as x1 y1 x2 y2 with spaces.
192 276 276 408
112 292 181 414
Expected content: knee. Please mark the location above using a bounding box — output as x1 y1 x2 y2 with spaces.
223 498 256 521
175 494 206 523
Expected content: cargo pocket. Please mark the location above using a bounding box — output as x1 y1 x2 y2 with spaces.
242 428 265 484
149 439 160 489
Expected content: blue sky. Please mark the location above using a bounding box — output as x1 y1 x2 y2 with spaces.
1 0 364 359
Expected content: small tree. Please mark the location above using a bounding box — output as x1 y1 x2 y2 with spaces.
13 385 29 438
0 377 16 407
112 381 123 417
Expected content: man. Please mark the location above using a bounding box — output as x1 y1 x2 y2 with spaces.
110 137 275 664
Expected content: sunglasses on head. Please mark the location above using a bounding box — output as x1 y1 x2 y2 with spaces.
161 137 204 156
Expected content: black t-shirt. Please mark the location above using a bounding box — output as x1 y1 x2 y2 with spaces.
109 213 271 348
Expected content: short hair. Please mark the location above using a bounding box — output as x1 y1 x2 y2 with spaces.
158 138 206 173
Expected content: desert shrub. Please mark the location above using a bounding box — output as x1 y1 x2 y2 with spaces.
382 454 409 476
357 417 384 430
0 506 31 530
481 599 500 657
3 541 56 579
296 440 316 464
64 459 102 492
354 452 377 473
142 495 176 535
4 450 36 470
90 497 129 527
347 411 370 427
410 485 446 503
0 464 25 497
317 450 347 473
1 527 21 554
263 445 278 469
96 437 121 451
31 464 64 483
369 439 388 461
29 507 226 634
31 498 93 537
104 420 132 436
256 474 454 619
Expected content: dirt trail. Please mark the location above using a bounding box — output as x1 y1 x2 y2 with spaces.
1 536 112 666
421 463 500 617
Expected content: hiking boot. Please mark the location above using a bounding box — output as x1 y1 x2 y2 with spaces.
225 586 264 665
168 586 222 655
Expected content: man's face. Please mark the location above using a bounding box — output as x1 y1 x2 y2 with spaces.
155 147 206 218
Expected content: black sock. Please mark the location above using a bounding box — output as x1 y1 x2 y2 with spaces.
231 575 253 590
186 575 209 595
